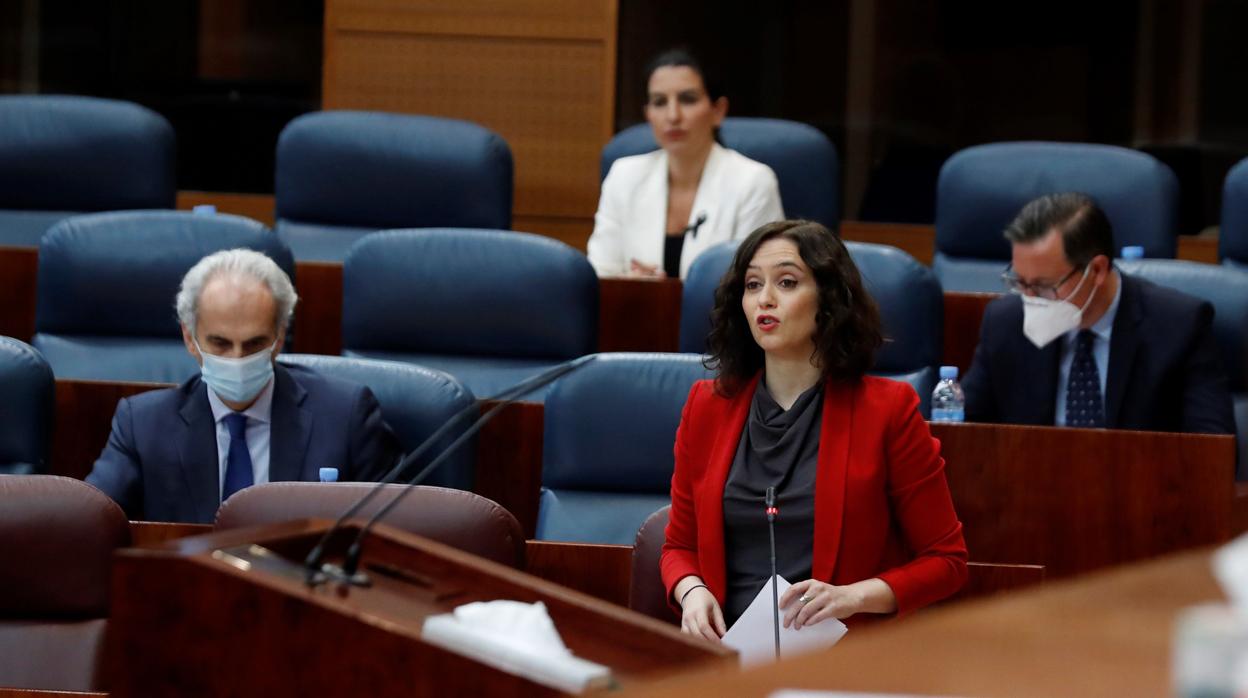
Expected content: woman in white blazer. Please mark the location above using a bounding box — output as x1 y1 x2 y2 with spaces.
587 50 784 280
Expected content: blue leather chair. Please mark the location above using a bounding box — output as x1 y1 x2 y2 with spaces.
1220 157 1248 269
935 142 1180 292
0 95 175 247
536 353 713 544
0 338 53 475
1117 259 1248 477
274 110 513 262
342 229 597 401
680 240 942 416
33 211 294 383
277 354 476 490
601 117 839 228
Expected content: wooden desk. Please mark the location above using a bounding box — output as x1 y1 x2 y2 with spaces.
622 547 1224 697
61 380 1236 582
0 691 106 697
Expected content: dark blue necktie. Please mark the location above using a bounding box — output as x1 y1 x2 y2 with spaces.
1066 330 1105 428
222 413 254 501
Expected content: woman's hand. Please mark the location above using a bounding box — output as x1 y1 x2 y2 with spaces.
628 258 667 278
778 580 863 630
676 581 726 642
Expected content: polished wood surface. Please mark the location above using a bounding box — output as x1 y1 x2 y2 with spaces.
52 379 171 481
0 245 37 342
623 547 1222 697
58 378 1236 586
933 421 1233 578
290 261 343 356
107 519 731 697
174 191 276 227
0 691 106 697
323 0 619 246
948 561 1045 603
942 290 996 375
840 219 937 265
128 521 210 548
597 277 682 352
525 541 633 608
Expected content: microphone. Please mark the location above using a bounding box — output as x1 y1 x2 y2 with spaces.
303 355 596 586
684 212 708 239
765 486 780 662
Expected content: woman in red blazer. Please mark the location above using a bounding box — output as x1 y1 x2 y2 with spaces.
661 220 968 641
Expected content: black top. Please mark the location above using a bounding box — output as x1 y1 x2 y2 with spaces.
663 233 684 279
721 380 822 627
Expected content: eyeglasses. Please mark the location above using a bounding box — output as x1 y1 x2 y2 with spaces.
1000 265 1084 300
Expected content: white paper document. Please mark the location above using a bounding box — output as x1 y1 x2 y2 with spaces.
722 575 848 667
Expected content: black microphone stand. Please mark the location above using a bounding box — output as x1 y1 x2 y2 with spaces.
766 486 780 662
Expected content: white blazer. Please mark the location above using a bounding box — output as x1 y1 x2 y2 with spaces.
586 143 784 279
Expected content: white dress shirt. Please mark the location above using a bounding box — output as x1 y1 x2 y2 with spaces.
1055 272 1122 426
206 378 275 500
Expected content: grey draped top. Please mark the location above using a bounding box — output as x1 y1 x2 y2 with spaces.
721 379 822 627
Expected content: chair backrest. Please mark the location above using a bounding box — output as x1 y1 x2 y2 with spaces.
935 142 1179 292
343 228 597 360
0 337 54 474
275 110 513 261
0 95 175 246
537 353 711 544
214 482 525 568
32 210 294 383
0 475 131 691
1117 259 1248 474
277 354 477 490
680 240 942 415
601 117 839 227
1220 157 1248 267
629 505 677 624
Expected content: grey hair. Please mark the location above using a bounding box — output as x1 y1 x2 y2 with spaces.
175 249 298 333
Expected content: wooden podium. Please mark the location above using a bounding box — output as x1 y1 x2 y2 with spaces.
105 519 732 697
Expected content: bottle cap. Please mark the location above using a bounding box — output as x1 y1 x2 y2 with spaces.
318 467 339 483
1121 245 1145 259
192 204 217 215
939 365 958 380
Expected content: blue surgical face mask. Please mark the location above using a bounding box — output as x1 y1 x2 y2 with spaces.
194 339 276 404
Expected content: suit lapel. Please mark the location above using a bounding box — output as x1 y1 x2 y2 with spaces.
177 380 222 523
635 151 669 269
699 374 757 600
811 380 852 581
680 144 725 278
1105 274 1143 427
269 364 312 483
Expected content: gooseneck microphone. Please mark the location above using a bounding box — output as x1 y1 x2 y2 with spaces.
302 355 595 586
765 485 780 661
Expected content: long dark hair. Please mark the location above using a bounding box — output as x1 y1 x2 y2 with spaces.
705 220 883 397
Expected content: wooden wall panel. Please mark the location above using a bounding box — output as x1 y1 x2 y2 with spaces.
323 0 617 249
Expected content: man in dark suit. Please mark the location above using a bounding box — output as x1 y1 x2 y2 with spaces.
963 192 1234 435
86 249 400 523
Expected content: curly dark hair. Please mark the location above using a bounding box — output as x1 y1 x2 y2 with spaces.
705 220 883 397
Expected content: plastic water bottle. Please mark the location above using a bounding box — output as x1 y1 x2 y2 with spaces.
1121 245 1145 259
931 366 965 423
318 467 339 483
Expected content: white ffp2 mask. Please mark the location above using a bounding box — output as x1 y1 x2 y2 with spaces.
1020 267 1097 349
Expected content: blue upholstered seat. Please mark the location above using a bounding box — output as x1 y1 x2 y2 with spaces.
935 142 1179 292
0 95 175 247
1220 157 1248 269
342 229 597 401
33 211 294 383
0 337 54 475
679 240 942 415
275 110 513 262
537 353 713 544
1117 259 1248 476
277 354 476 490
601 117 839 228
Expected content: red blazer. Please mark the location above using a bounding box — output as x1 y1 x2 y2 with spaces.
661 374 968 619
